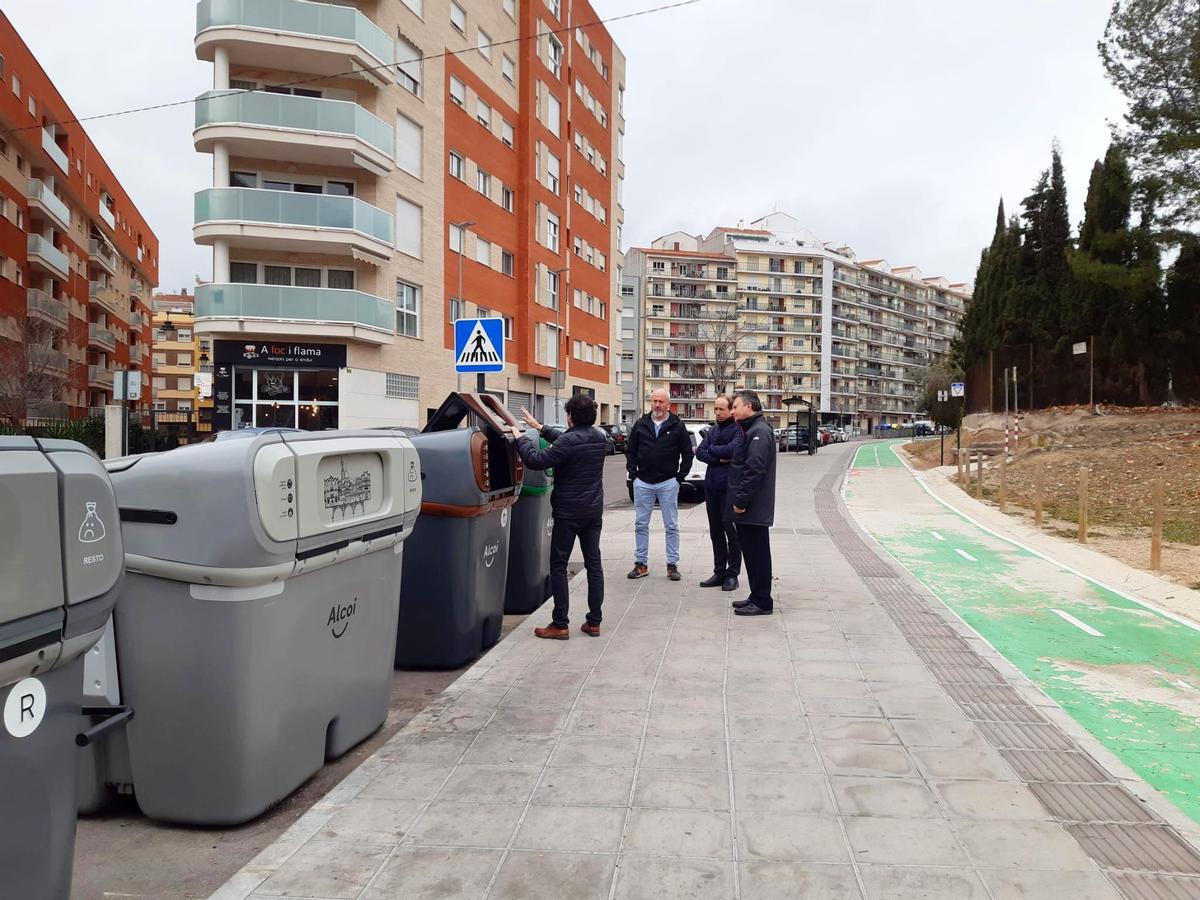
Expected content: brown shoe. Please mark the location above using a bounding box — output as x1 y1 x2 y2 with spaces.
534 624 569 640
627 563 649 579
581 622 601 637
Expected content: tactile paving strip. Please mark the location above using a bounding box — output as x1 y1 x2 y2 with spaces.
1030 783 1158 824
821 459 1200 897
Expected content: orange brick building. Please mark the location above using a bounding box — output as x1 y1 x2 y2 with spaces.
0 12 158 419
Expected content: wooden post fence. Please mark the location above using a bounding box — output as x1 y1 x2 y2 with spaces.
1078 469 1088 544
1151 478 1164 571
976 452 984 500
999 455 1008 512
1034 461 1044 528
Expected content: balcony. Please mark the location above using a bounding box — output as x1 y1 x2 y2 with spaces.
89 237 119 276
41 128 69 174
29 345 68 375
130 311 145 331
195 282 394 344
89 365 115 389
196 0 394 90
97 201 116 231
194 187 394 262
194 90 394 175
130 278 146 297
88 281 121 315
27 234 71 280
131 345 144 364
27 289 69 330
26 179 71 231
88 323 118 353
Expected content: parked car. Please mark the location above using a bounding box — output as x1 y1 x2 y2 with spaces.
626 423 708 503
777 424 814 452
599 423 629 454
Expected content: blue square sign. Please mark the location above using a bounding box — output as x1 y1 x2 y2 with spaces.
454 317 505 373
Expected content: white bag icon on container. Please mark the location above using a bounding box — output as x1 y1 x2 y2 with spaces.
79 502 106 544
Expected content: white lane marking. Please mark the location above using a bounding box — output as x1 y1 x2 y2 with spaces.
930 531 946 541
1051 609 1104 637
1155 671 1195 691
954 548 977 562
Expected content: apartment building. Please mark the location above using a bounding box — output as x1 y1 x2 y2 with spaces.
626 213 970 431
0 13 158 420
151 291 214 436
618 270 639 421
193 0 625 432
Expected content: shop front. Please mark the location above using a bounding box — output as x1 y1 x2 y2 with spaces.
212 340 346 432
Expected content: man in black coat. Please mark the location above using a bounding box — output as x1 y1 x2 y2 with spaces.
511 393 608 639
625 388 694 581
694 394 743 591
727 390 777 616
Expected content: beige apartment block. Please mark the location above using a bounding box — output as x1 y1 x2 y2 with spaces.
626 213 971 431
193 0 626 431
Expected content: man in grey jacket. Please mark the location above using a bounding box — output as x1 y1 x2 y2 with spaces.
727 390 777 616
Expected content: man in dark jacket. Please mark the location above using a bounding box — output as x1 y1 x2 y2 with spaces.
511 394 608 639
727 390 777 616
625 388 693 581
694 395 742 591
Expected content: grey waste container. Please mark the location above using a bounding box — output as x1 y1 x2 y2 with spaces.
0 437 122 900
396 393 524 667
77 430 421 825
504 453 554 614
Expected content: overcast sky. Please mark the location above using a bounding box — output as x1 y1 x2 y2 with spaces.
6 0 1125 292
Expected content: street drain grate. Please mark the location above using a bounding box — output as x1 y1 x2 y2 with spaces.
896 622 964 638
1067 824 1200 875
977 721 1076 751
928 664 1009 685
1108 873 1200 899
912 649 991 667
906 635 972 651
1030 783 1158 824
1001 749 1112 784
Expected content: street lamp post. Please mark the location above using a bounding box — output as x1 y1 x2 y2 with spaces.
451 220 476 393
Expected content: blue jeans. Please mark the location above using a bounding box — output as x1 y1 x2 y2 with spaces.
634 477 680 566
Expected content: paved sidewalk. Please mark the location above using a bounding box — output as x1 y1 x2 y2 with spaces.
210 443 1199 900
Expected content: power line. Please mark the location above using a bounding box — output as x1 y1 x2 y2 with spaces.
0 0 706 137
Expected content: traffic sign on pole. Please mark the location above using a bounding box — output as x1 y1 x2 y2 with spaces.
454 318 505 374
950 382 965 398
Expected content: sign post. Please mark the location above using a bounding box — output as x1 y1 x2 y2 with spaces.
454 318 506 396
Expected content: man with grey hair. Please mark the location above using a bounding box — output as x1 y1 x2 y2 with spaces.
727 390 777 615
625 387 693 580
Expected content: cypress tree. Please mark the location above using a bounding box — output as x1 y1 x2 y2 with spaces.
1163 238 1200 402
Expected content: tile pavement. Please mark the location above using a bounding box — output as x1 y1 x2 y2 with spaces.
207 444 1196 900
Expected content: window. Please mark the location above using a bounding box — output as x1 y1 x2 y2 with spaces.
573 236 583 256
449 223 465 253
395 35 422 95
400 0 422 15
546 212 559 253
501 186 514 212
503 315 513 339
230 261 258 283
177 329 193 342
477 29 492 60
476 98 490 128
177 352 194 367
449 297 465 322
547 34 563 77
176 377 193 391
396 280 420 337
546 152 560 194
230 170 257 188
386 372 420 399
573 184 583 204
450 2 466 32
28 95 35 117
546 270 559 308
477 168 491 195
449 75 465 107
546 0 561 20
11 73 19 96
501 119 514 147
395 196 422 258
475 238 491 266
327 269 355 290
395 114 422 177
503 0 516 16
502 251 514 276
546 92 561 134
502 55 515 83
449 150 465 179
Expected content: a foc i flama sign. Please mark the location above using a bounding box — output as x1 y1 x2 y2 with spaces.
211 340 348 433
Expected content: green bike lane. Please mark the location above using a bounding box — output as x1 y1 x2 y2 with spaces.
846 440 1200 825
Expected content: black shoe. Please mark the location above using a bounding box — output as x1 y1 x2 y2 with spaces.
722 575 739 592
731 598 753 609
699 573 725 588
734 603 773 616
667 564 682 582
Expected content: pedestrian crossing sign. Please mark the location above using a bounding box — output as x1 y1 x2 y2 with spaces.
454 317 506 373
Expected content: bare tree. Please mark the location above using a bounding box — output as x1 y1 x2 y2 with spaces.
0 317 69 425
698 312 749 395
